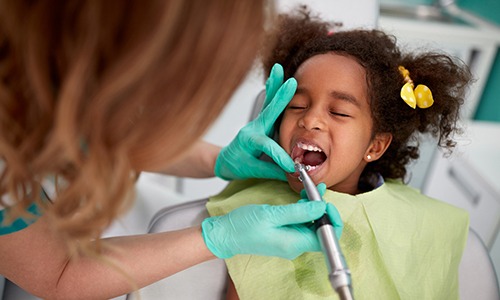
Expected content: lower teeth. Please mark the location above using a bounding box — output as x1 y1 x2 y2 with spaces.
293 159 319 172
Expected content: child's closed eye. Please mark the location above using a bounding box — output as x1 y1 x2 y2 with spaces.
287 105 307 110
330 111 350 118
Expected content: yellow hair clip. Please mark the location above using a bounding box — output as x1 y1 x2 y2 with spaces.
398 66 433 109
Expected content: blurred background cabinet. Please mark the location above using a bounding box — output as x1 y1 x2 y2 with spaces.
422 122 500 247
422 121 500 288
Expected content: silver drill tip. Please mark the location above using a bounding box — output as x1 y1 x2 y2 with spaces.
294 163 311 173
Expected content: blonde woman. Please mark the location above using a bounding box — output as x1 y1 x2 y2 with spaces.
0 1 332 299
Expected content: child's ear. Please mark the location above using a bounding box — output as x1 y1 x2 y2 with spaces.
364 133 392 162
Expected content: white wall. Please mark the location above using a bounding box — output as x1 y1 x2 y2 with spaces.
276 0 379 30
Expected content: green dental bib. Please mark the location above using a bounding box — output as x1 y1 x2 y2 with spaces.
207 179 469 300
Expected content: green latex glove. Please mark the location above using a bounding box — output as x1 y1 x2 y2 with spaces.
262 63 286 110
201 201 327 259
299 182 344 239
214 64 296 181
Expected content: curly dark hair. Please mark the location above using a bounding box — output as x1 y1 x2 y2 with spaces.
261 8 472 181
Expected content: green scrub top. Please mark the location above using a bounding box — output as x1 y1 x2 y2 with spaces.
0 203 41 235
0 190 46 235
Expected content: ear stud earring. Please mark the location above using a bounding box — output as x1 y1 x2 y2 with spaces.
366 154 372 160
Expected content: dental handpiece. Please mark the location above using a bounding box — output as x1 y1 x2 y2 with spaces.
295 163 354 300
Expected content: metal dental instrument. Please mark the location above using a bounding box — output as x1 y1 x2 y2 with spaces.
295 163 354 300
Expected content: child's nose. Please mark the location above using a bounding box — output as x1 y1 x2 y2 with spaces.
298 108 325 131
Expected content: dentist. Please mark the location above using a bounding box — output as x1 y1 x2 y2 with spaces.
0 1 334 299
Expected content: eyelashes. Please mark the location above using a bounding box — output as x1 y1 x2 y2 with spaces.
329 111 350 118
287 106 306 110
287 106 350 118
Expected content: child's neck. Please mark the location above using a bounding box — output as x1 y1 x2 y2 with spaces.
330 173 382 195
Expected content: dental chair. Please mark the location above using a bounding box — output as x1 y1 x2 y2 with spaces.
125 198 500 300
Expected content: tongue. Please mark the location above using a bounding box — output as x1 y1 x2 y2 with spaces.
303 151 325 166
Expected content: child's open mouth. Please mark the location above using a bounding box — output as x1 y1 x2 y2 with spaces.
291 141 327 172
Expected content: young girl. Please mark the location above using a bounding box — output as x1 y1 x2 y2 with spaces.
207 8 473 300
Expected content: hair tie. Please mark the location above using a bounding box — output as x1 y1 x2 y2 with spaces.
398 66 433 109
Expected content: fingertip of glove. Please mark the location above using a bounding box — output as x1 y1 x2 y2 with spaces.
317 182 327 194
299 189 306 199
283 77 297 89
271 63 284 76
326 203 343 226
283 160 296 173
304 200 326 217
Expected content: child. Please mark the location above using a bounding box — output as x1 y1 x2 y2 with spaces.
208 8 472 300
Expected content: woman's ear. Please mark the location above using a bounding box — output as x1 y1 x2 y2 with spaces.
364 133 392 162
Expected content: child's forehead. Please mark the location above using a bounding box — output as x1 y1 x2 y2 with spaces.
292 53 370 109
296 53 364 74
295 53 367 86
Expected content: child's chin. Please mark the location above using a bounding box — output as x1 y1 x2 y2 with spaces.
286 178 303 194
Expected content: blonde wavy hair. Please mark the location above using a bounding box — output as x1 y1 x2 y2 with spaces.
0 0 265 254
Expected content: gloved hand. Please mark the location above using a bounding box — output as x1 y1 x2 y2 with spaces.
299 182 344 239
214 64 296 181
201 200 327 260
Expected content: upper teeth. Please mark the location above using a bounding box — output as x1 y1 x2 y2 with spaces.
298 142 322 152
